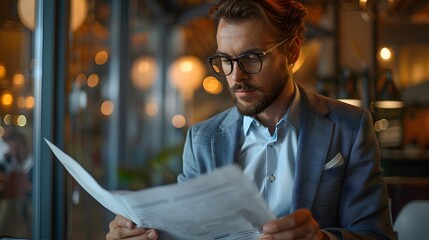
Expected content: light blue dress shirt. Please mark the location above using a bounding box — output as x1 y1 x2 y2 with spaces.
238 84 301 218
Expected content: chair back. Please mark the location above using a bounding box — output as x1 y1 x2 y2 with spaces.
393 200 429 240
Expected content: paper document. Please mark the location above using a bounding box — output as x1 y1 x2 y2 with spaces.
45 139 275 240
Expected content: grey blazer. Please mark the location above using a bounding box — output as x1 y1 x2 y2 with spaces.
178 86 395 239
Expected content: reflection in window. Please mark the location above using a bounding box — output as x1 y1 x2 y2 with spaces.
0 1 35 237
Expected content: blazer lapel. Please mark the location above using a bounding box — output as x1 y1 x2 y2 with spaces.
212 108 243 168
291 87 334 211
208 89 334 211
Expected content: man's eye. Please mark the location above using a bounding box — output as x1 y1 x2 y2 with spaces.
243 54 260 62
221 58 232 65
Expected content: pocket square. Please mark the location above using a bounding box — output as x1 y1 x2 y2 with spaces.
324 153 344 170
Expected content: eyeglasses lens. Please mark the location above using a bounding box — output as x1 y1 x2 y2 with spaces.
210 54 262 76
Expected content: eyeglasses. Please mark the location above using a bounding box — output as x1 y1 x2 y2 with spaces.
208 38 290 76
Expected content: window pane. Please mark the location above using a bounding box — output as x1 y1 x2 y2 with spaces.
63 0 229 238
0 1 34 237
65 0 111 238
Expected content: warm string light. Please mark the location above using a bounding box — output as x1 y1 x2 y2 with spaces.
380 47 392 60
131 56 157 90
17 0 88 31
169 55 205 100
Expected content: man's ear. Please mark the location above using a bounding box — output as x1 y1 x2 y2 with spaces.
287 37 301 65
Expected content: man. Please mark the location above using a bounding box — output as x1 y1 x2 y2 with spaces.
107 0 395 239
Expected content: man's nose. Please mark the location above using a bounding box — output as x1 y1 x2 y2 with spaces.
229 62 247 82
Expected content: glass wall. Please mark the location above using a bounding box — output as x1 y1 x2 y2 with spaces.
0 0 34 238
62 0 227 238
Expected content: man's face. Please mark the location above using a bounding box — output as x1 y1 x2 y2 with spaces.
216 19 291 116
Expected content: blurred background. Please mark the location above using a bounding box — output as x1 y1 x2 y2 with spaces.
0 0 429 239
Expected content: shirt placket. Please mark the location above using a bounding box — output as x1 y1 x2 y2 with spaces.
265 128 278 199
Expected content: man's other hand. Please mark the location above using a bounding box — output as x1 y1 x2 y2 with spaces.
106 215 158 240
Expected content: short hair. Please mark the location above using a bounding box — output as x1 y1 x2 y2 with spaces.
211 0 308 42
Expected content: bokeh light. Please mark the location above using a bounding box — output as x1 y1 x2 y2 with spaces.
172 114 186 128
0 64 6 78
87 74 99 88
95 51 109 65
379 47 393 62
1 93 13 106
101 100 114 116
169 55 205 98
17 96 26 108
26 96 35 109
131 57 157 90
13 73 25 85
4 114 12 125
203 76 223 95
145 102 158 117
0 126 5 137
15 115 27 127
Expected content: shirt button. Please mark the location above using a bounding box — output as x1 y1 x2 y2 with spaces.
269 143 274 147
269 174 276 182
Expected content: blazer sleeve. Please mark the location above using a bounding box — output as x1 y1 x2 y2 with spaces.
177 108 240 183
177 125 201 182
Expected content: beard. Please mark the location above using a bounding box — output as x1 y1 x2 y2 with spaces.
230 70 290 116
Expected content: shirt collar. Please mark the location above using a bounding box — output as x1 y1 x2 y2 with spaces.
243 83 301 135
287 83 301 131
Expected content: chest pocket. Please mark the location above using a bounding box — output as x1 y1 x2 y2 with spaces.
312 165 345 227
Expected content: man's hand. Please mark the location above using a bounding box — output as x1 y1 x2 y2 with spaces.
106 215 158 240
259 209 326 240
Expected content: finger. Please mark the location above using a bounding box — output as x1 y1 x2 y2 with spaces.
260 220 319 240
107 215 156 240
263 209 312 233
106 226 148 240
110 215 136 229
